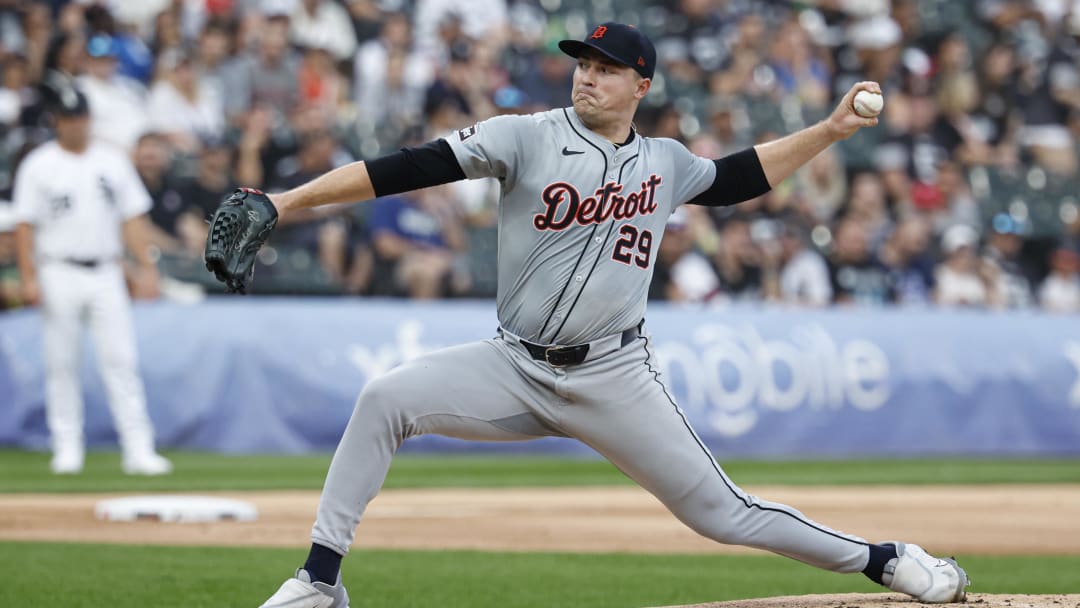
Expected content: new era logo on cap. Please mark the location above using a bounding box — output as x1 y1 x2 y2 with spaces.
558 22 656 79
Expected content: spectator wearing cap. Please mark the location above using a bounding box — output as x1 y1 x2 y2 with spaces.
76 33 149 151
827 216 893 306
649 206 719 303
982 213 1034 308
290 0 358 62
774 218 832 307
221 9 300 125
935 224 994 307
146 48 225 153
1039 247 1080 313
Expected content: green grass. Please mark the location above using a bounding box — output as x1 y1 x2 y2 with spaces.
1 450 1078 493
1 541 1076 608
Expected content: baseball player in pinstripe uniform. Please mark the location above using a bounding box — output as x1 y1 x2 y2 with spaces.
204 23 969 608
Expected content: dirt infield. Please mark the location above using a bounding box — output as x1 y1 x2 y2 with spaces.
656 593 1080 608
2 484 1079 555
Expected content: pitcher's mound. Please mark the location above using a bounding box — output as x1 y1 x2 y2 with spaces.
656 593 1080 608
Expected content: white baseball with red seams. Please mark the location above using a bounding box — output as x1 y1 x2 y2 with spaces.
853 90 884 117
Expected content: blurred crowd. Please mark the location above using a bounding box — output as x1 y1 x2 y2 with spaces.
1 0 1080 312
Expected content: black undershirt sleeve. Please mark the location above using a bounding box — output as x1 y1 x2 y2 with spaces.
686 147 772 207
366 139 467 198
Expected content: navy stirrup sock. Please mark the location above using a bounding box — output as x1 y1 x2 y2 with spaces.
304 543 344 585
862 543 898 585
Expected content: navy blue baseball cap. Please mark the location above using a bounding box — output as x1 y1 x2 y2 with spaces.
559 22 656 79
51 87 89 117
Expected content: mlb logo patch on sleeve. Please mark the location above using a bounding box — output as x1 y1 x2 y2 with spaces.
458 125 477 141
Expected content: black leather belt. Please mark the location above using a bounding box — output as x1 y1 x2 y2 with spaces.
519 325 641 367
63 258 103 268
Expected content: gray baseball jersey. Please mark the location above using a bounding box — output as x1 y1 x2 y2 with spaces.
446 108 716 345
305 107 875 584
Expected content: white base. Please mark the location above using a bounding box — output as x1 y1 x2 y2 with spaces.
94 495 259 523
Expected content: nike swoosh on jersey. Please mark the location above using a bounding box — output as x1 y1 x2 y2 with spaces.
561 147 585 156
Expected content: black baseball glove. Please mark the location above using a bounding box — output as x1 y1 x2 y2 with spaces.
204 188 279 294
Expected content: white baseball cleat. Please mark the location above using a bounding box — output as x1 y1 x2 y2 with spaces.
122 452 173 476
881 541 970 603
259 569 349 608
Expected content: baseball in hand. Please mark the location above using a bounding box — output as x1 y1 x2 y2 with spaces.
853 90 884 118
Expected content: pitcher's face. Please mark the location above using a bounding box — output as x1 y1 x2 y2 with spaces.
571 50 649 125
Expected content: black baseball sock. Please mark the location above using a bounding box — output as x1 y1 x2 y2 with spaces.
303 543 344 585
861 543 898 585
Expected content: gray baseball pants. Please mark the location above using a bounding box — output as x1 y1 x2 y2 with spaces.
311 329 871 572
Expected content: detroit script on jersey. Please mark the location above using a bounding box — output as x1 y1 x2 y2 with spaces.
533 175 663 231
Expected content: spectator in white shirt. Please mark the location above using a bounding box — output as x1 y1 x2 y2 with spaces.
935 224 995 307
146 48 225 153
77 34 149 151
1039 247 1080 313
291 0 358 62
412 0 508 64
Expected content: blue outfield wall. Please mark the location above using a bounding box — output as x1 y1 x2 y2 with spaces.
1 298 1079 457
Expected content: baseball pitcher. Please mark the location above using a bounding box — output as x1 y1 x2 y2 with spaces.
205 23 969 607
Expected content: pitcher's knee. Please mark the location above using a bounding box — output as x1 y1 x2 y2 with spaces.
353 374 416 435
669 487 758 546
